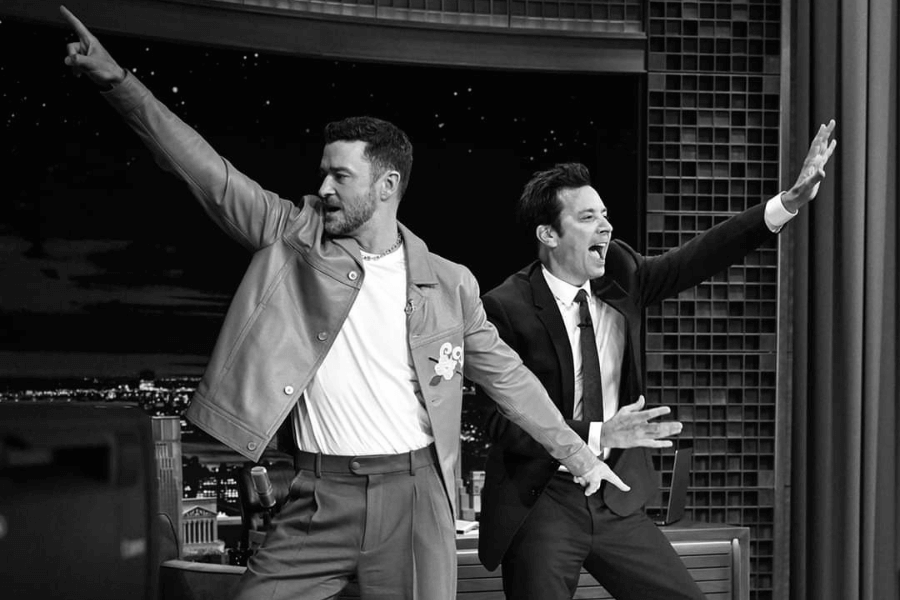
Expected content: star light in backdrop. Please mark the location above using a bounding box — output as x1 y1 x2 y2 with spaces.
1 16 641 379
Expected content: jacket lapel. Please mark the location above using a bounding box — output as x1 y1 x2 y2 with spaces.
399 223 438 343
528 264 576 419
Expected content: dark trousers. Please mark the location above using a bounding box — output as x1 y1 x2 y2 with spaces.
501 474 705 600
231 446 456 600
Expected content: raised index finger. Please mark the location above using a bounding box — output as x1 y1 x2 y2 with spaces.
60 5 92 42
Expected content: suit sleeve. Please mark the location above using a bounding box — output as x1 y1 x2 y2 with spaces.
480 293 591 459
631 202 776 307
458 271 599 476
101 72 302 251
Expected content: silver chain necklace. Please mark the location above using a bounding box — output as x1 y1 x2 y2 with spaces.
361 232 403 261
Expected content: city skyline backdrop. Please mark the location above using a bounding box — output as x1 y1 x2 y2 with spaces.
2 15 641 380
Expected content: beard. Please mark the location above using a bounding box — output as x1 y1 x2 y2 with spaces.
323 186 379 236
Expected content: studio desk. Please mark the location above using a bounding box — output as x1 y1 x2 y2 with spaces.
159 522 750 600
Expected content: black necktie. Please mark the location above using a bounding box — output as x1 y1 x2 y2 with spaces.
574 289 603 422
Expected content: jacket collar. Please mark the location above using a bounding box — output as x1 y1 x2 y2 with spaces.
526 260 627 308
327 220 438 287
398 222 438 287
527 261 559 312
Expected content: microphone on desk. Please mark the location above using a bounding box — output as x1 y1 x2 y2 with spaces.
250 466 277 510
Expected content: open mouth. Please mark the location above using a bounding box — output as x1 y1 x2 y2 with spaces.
589 242 607 260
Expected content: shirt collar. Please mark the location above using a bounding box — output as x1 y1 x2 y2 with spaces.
541 265 591 306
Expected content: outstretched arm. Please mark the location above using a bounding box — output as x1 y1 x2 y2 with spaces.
630 121 838 307
58 5 300 250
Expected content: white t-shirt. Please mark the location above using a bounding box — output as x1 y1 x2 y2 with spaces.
293 243 433 455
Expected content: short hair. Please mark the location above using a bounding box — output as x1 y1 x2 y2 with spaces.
324 116 414 199
517 162 593 234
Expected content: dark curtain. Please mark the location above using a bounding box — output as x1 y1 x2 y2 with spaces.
790 0 899 599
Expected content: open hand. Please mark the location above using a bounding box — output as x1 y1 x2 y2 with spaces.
782 119 838 212
60 5 126 87
573 459 630 496
598 395 682 449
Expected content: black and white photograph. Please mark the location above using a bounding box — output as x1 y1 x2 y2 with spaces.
0 2 896 600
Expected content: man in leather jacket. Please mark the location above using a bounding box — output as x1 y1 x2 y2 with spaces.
59 6 619 600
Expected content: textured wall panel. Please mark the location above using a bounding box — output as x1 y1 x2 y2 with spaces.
645 2 782 599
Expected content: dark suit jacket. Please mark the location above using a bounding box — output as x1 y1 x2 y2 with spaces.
477 201 776 570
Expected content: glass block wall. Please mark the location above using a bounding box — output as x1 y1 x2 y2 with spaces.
644 2 783 599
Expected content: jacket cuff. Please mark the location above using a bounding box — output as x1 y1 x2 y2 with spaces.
558 443 601 476
100 70 151 116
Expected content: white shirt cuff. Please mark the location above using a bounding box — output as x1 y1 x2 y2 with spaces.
588 421 604 456
765 193 797 233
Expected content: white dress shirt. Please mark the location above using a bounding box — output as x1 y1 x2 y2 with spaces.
542 267 624 459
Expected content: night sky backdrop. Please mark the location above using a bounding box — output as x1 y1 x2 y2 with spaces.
1 15 641 380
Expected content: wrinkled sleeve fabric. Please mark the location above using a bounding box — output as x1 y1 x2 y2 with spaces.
101 72 304 251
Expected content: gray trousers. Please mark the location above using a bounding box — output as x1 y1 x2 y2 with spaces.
232 447 456 600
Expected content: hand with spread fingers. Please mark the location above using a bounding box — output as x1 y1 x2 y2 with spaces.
598 395 683 449
573 460 630 497
781 119 838 213
60 5 126 88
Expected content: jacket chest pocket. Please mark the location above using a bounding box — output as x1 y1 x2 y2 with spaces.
411 326 465 404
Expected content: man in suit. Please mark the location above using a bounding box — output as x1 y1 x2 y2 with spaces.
477 122 836 599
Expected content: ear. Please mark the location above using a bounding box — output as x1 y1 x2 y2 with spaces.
536 224 558 248
378 170 402 200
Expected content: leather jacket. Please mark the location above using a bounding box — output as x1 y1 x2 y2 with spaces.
102 73 599 514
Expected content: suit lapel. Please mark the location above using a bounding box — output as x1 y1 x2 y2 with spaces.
529 265 576 419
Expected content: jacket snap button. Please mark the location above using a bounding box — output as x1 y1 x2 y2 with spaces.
317 332 328 341
247 441 258 451
284 385 294 395
348 271 358 281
